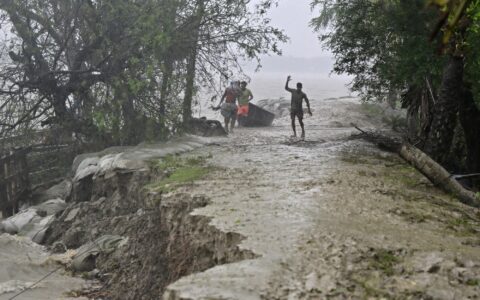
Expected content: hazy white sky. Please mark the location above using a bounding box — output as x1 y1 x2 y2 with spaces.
263 0 329 58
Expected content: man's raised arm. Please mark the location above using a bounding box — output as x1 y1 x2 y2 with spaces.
285 75 292 92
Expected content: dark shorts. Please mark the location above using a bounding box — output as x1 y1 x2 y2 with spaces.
290 110 303 120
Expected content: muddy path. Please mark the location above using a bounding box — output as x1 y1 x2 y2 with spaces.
165 99 480 299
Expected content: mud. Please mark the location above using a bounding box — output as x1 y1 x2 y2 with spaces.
2 136 253 300
164 98 480 299
44 153 255 299
4 98 480 299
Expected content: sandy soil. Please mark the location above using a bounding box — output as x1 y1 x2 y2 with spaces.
165 98 480 299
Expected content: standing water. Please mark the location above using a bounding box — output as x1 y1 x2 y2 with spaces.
0 234 87 300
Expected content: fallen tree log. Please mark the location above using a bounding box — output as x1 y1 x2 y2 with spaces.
399 143 480 207
352 124 480 207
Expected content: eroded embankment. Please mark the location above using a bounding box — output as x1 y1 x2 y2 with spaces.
44 154 255 299
159 99 480 300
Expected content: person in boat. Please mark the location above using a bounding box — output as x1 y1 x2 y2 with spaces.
237 81 253 118
285 75 312 140
217 81 240 133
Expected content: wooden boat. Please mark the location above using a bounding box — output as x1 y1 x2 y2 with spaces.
237 103 275 127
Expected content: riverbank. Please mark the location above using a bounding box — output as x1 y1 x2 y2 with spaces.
165 98 480 299
2 97 479 299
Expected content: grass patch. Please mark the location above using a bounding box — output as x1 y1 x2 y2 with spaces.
369 249 400 276
445 216 480 236
396 209 431 223
383 164 421 189
395 175 418 188
351 275 390 298
466 279 479 286
146 155 213 193
340 152 400 166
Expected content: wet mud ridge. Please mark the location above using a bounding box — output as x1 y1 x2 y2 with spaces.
163 99 480 300
1 137 255 300
45 173 255 299
3 99 480 300
40 138 256 300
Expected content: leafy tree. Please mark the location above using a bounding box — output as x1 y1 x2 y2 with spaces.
0 0 285 146
0 0 153 142
311 0 442 101
177 0 287 124
311 0 480 174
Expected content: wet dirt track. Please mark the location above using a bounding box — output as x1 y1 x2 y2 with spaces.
164 98 480 300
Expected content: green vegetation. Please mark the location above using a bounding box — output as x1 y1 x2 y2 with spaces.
383 166 419 189
311 0 480 185
351 275 391 298
369 249 400 276
389 165 417 179
146 155 213 193
394 208 432 223
445 216 480 236
466 279 479 286
0 0 286 145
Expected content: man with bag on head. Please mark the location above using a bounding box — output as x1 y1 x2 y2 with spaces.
216 81 240 134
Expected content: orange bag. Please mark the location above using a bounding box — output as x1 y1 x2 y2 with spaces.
237 104 249 117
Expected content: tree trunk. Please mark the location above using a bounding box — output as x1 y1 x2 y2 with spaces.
459 87 480 173
399 143 480 207
160 61 172 118
122 96 137 145
353 125 480 207
183 50 197 123
113 80 137 145
424 55 463 166
158 0 179 138
182 0 204 124
158 60 173 139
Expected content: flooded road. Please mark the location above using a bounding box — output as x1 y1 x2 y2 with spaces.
165 98 480 299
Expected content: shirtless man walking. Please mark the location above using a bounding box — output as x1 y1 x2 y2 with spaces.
285 75 312 140
217 81 240 133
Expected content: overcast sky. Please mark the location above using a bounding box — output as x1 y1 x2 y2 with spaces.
262 0 329 58
243 0 337 75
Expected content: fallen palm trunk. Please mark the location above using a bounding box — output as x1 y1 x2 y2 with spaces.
399 143 480 207
352 124 480 207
